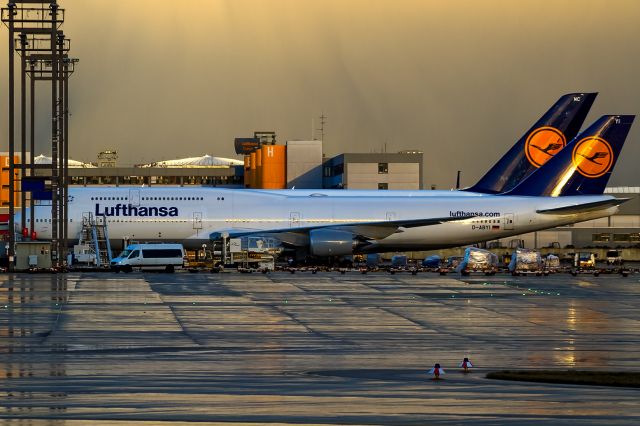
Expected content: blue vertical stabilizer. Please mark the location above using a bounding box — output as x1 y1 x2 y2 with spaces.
465 93 597 193
505 115 634 197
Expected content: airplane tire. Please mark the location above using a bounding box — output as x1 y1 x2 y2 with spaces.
166 265 175 273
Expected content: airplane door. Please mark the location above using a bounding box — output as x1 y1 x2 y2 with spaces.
386 212 396 221
129 189 140 206
193 212 203 229
504 213 514 230
290 212 300 228
82 211 93 226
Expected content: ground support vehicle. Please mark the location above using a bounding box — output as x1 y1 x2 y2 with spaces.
570 252 600 276
438 256 463 275
606 249 623 265
111 243 187 273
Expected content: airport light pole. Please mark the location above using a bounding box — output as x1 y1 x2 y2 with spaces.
50 0 59 267
19 32 27 235
62 57 77 255
29 57 35 235
18 33 70 239
5 1 16 270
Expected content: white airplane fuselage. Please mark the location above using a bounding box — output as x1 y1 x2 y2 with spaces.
19 186 618 252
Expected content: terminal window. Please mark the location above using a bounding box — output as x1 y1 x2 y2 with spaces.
592 233 611 242
378 163 388 174
378 183 389 190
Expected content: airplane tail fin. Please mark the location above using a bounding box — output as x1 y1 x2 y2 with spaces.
504 115 634 197
464 92 597 194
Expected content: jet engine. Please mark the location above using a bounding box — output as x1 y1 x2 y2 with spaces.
309 229 359 256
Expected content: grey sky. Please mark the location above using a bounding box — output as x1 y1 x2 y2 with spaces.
1 0 639 189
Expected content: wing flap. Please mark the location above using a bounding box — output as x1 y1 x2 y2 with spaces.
536 198 629 215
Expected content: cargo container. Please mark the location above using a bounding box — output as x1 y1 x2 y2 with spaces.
456 247 498 276
508 248 544 275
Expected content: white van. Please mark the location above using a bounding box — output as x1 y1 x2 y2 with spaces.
111 243 187 273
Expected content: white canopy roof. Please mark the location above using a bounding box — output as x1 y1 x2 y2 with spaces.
139 154 243 168
34 154 96 168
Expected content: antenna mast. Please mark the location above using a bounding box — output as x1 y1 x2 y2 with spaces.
317 113 327 141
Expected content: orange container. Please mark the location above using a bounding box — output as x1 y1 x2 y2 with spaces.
255 148 263 188
249 151 258 188
260 145 286 189
0 155 21 206
243 155 251 187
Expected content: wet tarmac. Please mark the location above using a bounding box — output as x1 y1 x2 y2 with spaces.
1 271 639 424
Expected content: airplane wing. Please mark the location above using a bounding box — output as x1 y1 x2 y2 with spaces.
536 198 629 215
210 215 475 246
